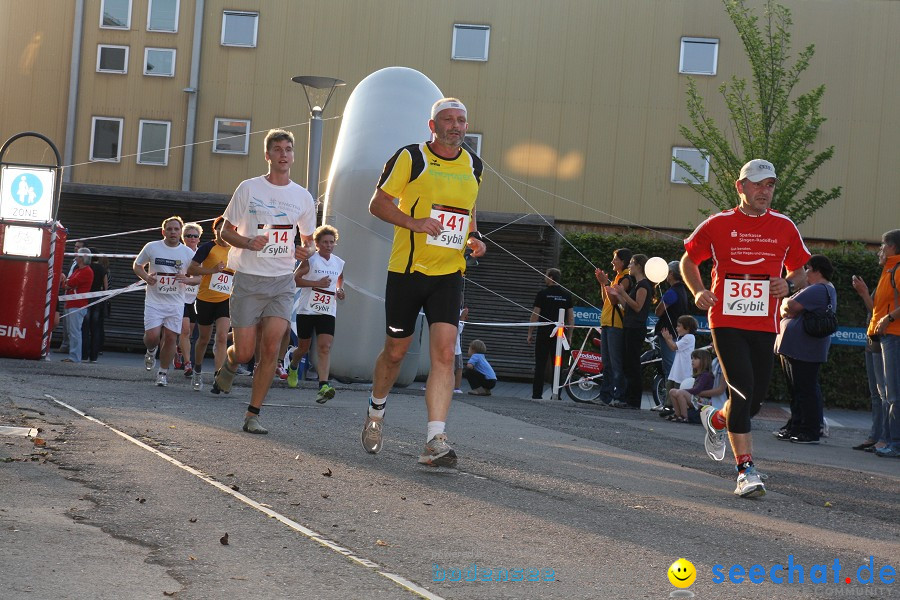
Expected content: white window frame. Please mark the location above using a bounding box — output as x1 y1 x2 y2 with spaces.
213 118 251 155
671 147 710 184
96 44 129 74
463 133 482 155
147 0 179 33
100 0 132 30
137 120 171 166
221 11 259 47
143 47 176 77
90 117 124 163
679 37 719 76
451 24 490 61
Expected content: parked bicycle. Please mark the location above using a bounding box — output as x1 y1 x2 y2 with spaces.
563 326 666 407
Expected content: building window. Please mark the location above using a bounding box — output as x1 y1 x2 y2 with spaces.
671 147 710 184
213 119 250 154
144 48 176 76
137 120 171 165
221 11 259 47
147 0 179 32
101 0 132 29
96 45 129 74
679 37 719 75
452 24 490 61
90 117 124 162
464 133 482 155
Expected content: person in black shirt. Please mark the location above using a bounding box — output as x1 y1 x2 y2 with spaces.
81 251 109 363
611 254 653 409
527 268 574 399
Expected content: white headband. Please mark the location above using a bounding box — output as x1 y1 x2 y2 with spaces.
430 100 467 120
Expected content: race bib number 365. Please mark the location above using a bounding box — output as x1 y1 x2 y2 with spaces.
722 273 770 317
306 288 336 316
426 204 470 250
257 224 293 258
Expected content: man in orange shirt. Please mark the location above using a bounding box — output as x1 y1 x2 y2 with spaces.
868 229 900 458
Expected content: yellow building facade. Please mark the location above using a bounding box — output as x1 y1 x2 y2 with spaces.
2 0 898 242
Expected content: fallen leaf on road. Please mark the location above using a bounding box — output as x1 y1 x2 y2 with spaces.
824 501 833 508
376 539 389 546
230 484 240 491
136 498 146 504
322 468 332 477
163 592 176 597
321 493 329 499
189 518 197 523
189 556 196 561
295 455 300 460
220 533 229 545
33 438 45 446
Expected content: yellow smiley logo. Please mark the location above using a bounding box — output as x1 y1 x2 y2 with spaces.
668 558 696 588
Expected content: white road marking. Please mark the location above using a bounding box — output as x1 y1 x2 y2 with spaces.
45 394 445 600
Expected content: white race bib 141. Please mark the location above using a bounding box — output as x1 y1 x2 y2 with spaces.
426 204 470 250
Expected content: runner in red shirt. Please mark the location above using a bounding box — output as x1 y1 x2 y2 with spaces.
681 159 810 498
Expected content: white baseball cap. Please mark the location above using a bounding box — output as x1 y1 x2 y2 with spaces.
430 98 467 120
739 159 777 182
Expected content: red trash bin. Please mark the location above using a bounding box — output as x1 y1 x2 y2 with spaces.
0 222 66 359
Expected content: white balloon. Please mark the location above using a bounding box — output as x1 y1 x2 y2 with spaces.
645 256 669 284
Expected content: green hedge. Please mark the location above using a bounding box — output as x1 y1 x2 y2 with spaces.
560 232 881 410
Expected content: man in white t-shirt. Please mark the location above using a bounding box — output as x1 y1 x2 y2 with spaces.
133 216 200 387
213 129 316 435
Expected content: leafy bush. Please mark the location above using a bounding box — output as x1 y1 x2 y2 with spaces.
561 232 879 409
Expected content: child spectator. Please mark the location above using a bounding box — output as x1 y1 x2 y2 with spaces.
453 306 469 394
667 349 714 423
463 339 497 396
657 315 698 414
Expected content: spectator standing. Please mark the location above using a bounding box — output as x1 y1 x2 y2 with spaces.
867 229 900 458
774 255 837 444
82 251 109 363
594 248 633 405
528 268 574 400
654 261 691 382
611 254 653 409
60 247 93 363
850 273 886 451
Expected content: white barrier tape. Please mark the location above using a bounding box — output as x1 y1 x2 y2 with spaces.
342 279 385 303
59 284 143 319
64 252 138 259
69 218 217 243
59 281 146 301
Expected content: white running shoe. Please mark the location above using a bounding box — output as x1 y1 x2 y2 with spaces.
144 348 157 371
191 372 203 391
155 372 168 387
734 467 766 498
701 405 727 461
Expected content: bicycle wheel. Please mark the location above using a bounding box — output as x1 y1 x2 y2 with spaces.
652 374 666 407
565 370 603 403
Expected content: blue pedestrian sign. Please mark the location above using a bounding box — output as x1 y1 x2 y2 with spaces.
0 166 55 222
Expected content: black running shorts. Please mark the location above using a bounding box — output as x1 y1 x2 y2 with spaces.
383 271 463 338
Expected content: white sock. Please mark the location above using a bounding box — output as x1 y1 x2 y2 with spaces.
426 421 445 442
368 395 386 418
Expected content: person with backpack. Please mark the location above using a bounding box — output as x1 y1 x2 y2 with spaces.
774 254 837 444
868 229 900 458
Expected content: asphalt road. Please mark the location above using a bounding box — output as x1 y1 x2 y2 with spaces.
1 356 898 600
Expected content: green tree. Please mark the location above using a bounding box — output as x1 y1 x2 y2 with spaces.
674 0 841 223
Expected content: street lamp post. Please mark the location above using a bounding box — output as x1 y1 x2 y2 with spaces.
291 76 345 220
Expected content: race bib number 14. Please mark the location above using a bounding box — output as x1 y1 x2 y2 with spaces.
722 273 770 317
257 224 293 258
426 204 470 250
